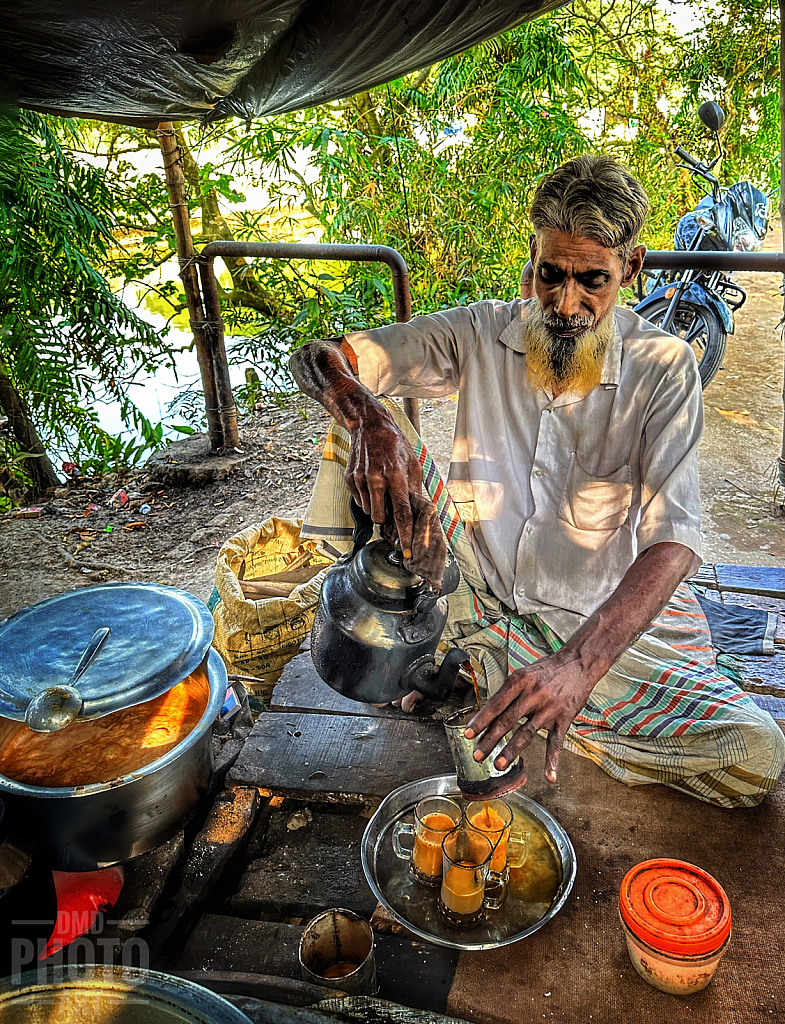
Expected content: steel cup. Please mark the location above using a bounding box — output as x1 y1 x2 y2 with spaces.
443 706 526 799
298 908 377 996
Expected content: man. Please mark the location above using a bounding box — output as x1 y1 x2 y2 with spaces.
290 155 785 807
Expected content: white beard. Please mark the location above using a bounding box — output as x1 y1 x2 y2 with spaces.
524 301 615 396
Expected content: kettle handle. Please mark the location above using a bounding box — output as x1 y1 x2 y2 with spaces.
349 498 376 556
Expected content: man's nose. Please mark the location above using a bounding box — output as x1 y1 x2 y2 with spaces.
553 279 582 318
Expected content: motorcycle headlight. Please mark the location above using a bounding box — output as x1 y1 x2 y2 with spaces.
732 218 758 252
694 211 714 231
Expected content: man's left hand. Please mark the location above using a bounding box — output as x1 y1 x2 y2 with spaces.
465 651 594 783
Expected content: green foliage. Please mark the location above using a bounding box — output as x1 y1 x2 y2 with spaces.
0 108 182 487
2 0 778 475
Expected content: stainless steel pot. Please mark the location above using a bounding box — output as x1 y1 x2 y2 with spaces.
0 648 227 871
0 964 252 1023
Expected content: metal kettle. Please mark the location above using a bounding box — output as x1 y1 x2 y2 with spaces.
310 501 466 705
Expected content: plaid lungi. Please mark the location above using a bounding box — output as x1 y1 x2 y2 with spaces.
302 399 785 808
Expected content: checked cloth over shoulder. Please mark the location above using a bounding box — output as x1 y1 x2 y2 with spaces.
301 398 785 808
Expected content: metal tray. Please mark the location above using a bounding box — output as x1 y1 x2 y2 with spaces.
361 774 576 951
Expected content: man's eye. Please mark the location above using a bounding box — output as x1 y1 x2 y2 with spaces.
539 267 561 283
579 275 608 289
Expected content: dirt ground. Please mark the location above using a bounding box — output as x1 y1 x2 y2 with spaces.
2 234 785 622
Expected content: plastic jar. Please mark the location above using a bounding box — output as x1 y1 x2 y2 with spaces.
618 859 731 995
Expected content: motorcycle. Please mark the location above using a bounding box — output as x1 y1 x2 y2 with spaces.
634 101 771 388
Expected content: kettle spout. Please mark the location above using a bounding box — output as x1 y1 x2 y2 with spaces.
408 647 470 703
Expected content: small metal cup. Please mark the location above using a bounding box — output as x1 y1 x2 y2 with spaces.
298 909 377 996
443 706 526 799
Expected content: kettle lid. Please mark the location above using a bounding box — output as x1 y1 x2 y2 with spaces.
352 539 422 598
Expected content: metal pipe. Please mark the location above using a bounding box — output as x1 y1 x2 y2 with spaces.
642 250 785 273
199 241 419 431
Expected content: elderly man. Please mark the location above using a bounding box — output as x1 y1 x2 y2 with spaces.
290 155 785 807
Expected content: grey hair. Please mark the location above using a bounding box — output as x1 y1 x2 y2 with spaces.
529 155 649 263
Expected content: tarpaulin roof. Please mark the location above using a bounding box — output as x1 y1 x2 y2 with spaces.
2 1 568 126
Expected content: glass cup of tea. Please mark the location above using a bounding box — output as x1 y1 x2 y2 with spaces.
438 826 494 928
392 796 463 886
465 799 530 910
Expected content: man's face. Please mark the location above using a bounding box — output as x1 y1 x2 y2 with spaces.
529 228 644 341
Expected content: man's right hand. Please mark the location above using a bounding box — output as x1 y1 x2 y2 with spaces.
345 403 423 560
289 335 446 585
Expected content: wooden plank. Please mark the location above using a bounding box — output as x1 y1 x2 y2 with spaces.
691 562 785 598
229 712 454 802
231 808 377 919
271 653 412 719
740 651 785 697
178 916 304 978
172 971 339 1007
271 651 474 721
176 914 459 1015
147 786 260 965
102 831 185 946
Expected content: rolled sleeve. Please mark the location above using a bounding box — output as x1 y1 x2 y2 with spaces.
635 359 703 560
345 301 515 398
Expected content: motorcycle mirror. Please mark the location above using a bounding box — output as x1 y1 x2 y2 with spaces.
698 101 725 133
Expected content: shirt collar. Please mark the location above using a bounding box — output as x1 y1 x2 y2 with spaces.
498 300 623 387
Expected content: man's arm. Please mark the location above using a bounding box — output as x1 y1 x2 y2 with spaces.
466 540 700 783
289 339 450 587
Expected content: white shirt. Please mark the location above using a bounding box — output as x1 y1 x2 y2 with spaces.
346 299 703 639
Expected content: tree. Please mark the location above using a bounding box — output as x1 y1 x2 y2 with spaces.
9 0 776 483
0 109 175 499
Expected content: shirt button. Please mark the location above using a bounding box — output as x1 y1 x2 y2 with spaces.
534 469 543 477
526 526 533 534
517 588 525 598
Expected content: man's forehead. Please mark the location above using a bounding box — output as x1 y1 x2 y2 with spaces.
534 228 620 271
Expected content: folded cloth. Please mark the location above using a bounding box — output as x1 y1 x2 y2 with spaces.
691 586 777 656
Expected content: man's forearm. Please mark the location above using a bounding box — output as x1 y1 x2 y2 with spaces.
556 541 700 685
289 339 383 432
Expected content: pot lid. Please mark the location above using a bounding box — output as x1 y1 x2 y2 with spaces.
0 583 214 723
619 858 731 956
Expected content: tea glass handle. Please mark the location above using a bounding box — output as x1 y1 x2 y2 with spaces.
507 830 530 869
392 821 416 859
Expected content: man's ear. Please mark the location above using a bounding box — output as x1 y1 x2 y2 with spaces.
621 244 646 288
529 233 537 264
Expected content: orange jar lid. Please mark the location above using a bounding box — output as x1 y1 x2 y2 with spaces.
619 859 731 956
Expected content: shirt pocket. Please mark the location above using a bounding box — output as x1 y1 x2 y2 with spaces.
558 452 633 532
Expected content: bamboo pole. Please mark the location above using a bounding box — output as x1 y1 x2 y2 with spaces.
156 122 224 452
197 259 240 449
779 1 785 486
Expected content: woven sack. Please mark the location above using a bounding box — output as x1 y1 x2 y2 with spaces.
210 517 333 695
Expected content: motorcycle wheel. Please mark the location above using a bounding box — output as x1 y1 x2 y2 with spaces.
637 296 726 389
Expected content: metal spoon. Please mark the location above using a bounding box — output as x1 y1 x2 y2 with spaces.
24 626 110 733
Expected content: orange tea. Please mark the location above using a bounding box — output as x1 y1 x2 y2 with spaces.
412 812 457 879
441 861 485 915
468 802 509 872
320 960 362 979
